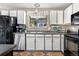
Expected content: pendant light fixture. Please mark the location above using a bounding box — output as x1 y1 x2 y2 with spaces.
34 3 40 14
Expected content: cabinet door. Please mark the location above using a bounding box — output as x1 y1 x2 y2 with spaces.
36 34 44 50
50 10 57 24
19 33 25 50
14 34 19 50
17 10 25 24
64 5 72 24
57 11 63 24
1 10 9 15
53 35 60 51
45 35 52 50
10 10 17 17
73 3 79 14
26 34 35 50
61 35 64 52
14 33 25 50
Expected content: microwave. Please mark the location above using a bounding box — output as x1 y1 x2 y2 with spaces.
71 12 79 25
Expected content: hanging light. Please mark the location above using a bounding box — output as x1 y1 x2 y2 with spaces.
34 3 40 14
34 3 40 8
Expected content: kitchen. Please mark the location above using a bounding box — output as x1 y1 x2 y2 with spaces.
0 3 79 56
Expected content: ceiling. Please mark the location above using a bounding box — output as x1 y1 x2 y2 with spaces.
0 3 71 10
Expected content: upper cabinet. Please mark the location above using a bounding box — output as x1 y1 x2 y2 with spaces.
73 3 79 14
50 10 63 25
10 10 17 17
17 10 26 24
57 11 63 24
64 5 72 24
1 10 9 15
50 10 57 24
0 10 26 24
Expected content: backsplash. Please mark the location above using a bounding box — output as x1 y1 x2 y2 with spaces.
68 26 79 32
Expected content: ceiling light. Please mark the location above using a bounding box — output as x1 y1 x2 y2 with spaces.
34 3 40 8
33 3 40 14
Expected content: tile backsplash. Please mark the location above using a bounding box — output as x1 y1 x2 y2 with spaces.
68 26 79 32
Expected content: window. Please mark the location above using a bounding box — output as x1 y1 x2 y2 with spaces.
29 16 47 28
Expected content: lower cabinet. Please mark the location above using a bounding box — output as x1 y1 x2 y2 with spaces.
53 35 60 51
36 34 44 50
61 35 64 52
26 34 35 50
13 33 64 51
45 34 52 50
14 33 25 50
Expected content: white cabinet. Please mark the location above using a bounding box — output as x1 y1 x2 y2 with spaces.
26 34 35 50
10 10 17 17
19 33 25 50
14 34 19 50
64 5 72 24
1 10 9 15
36 34 44 50
50 10 63 24
50 10 57 24
14 33 25 50
53 35 60 51
73 3 79 14
17 10 26 24
45 34 52 50
57 11 63 24
61 35 64 52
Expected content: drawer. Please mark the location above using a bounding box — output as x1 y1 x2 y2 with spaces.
26 34 35 37
26 34 35 36
36 34 44 38
53 35 60 37
45 35 52 38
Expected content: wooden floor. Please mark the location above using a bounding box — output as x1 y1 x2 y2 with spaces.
13 51 64 56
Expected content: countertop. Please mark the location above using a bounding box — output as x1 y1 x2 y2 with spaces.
0 44 16 56
14 31 67 34
26 31 67 34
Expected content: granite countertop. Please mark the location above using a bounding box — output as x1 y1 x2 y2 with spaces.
26 31 67 34
14 31 67 34
0 44 16 56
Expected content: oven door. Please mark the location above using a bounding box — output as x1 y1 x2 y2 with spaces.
67 39 78 55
